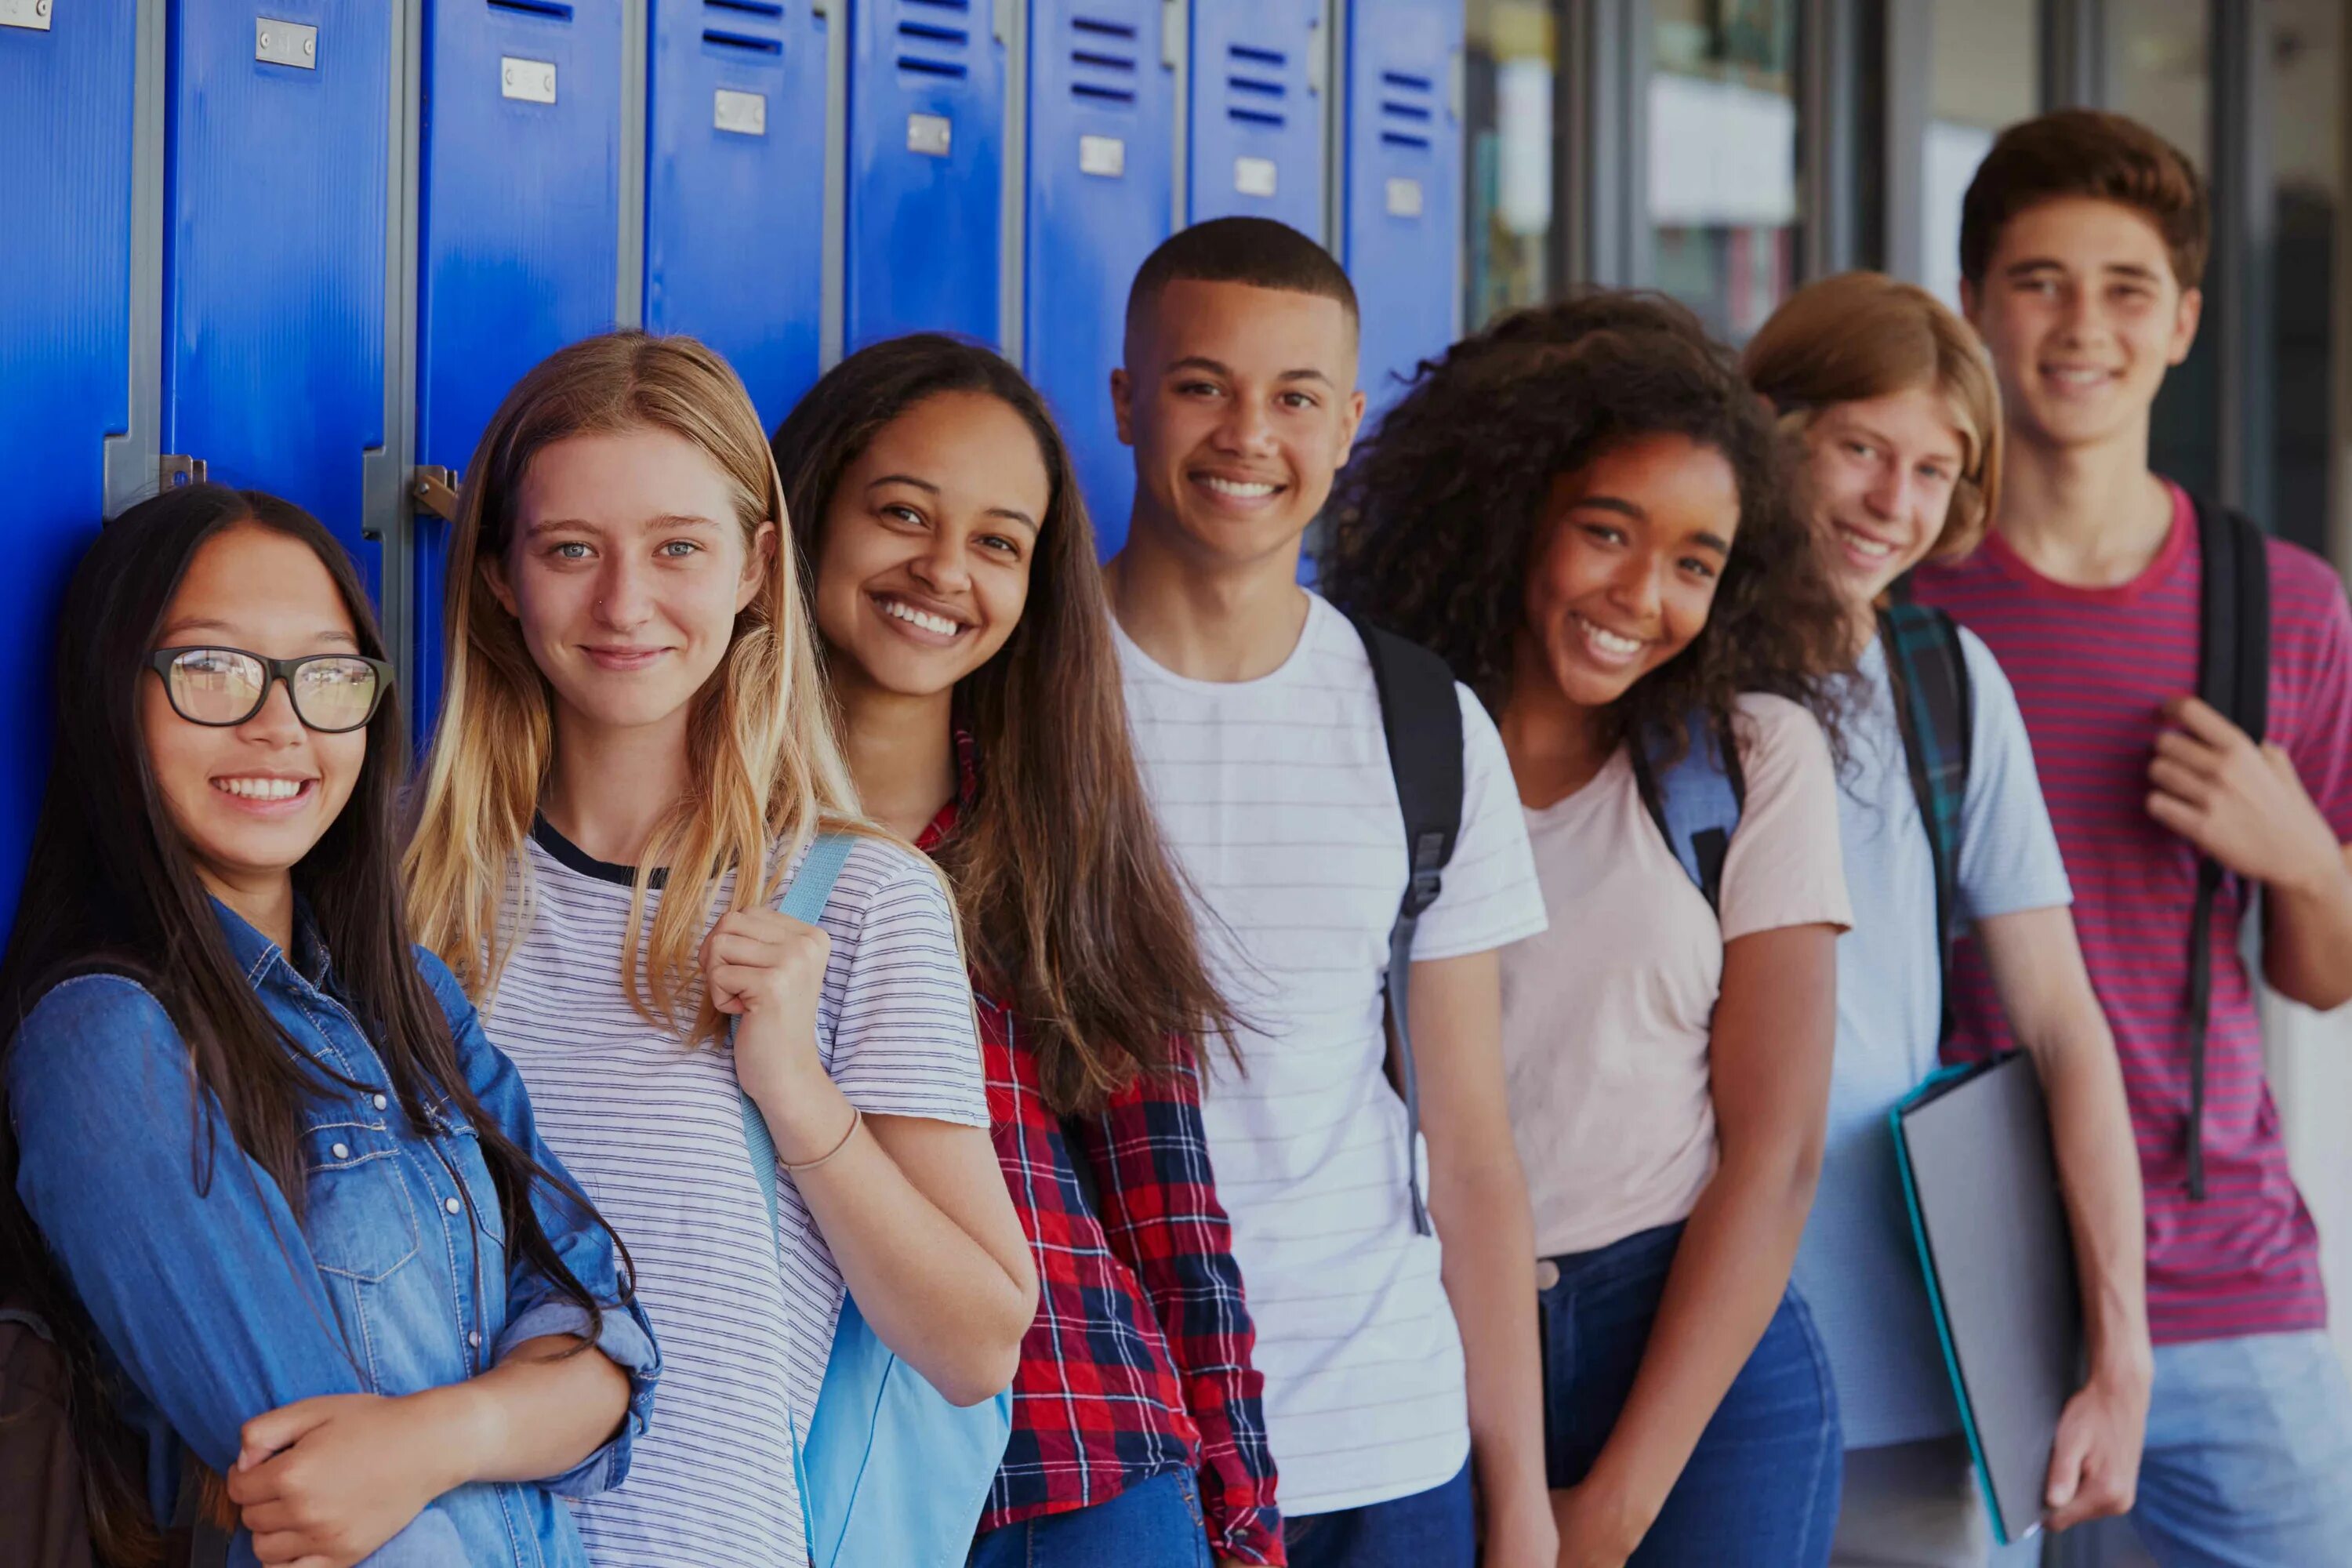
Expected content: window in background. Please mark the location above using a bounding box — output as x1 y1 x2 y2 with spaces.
1465 0 1557 329
1923 0 2037 308
1648 0 1798 343
2271 0 2340 559
2111 0 2217 502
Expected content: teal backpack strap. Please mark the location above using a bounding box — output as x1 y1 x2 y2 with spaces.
740 831 859 1245
1879 602 1973 1049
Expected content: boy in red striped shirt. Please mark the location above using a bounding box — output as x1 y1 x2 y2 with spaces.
1914 109 2352 1566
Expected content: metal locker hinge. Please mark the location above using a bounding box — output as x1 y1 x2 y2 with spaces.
412 466 463 521
159 455 209 488
1305 13 1325 97
255 18 318 70
0 0 55 34
1160 0 1181 70
992 0 1011 44
810 0 829 16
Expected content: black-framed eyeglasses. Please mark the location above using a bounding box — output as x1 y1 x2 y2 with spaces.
147 647 394 734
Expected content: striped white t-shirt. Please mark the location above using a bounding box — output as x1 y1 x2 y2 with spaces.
1115 592 1548 1515
484 823 987 1568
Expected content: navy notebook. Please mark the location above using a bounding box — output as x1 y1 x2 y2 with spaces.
1891 1051 2082 1546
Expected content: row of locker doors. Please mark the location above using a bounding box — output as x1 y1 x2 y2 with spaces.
1 0 1458 915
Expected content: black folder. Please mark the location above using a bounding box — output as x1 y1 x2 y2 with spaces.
1890 1051 2082 1546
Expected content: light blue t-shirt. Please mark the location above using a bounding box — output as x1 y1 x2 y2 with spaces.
1794 626 2073 1450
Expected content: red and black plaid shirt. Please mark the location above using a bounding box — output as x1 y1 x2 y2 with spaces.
919 769 1283 1562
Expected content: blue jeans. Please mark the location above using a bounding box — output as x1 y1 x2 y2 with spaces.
2048 1330 2352 1568
1540 1221 1842 1566
968 1470 1213 1568
1283 1459 1475 1568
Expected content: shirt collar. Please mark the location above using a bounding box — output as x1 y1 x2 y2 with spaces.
210 895 330 989
914 728 979 854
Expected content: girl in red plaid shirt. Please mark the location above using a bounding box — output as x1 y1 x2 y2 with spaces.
775 335 1285 1568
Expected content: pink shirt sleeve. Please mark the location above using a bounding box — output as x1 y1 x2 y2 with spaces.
1717 694 1853 943
2269 540 2352 843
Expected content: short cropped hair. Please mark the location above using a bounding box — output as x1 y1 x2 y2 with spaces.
1124 216 1359 337
1958 109 2209 289
1744 271 2002 563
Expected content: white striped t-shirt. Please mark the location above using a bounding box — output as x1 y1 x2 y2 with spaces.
1114 592 1548 1515
484 823 987 1568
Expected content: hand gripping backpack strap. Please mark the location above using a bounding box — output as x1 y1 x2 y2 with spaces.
1347 612 1464 1238
2184 499 2270 1200
1879 602 1976 1049
740 831 862 1243
1628 709 1747 914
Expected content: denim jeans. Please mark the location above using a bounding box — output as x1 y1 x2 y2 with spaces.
1540 1221 1842 1566
968 1470 1214 1568
2047 1330 2352 1568
1283 1459 1475 1568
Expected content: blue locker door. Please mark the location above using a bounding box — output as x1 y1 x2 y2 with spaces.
416 0 624 732
1185 0 1319 235
165 2 392 586
646 0 827 430
1342 0 1457 416
1025 0 1173 556
0 5 137 921
847 0 1007 348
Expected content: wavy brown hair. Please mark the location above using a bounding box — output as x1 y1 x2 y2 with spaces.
1323 292 1851 761
774 335 1236 1114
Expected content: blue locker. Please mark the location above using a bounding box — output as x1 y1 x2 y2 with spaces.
1341 0 1458 417
0 3 138 922
416 0 625 731
1025 0 1174 555
646 0 828 429
847 0 1007 348
1185 0 1320 236
165 2 393 585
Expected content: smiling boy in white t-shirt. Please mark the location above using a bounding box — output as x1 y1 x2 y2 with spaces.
1101 216 1554 1568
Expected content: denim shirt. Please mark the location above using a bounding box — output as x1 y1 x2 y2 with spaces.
7 902 661 1568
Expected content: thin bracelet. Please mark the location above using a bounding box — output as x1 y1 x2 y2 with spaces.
782 1105 862 1173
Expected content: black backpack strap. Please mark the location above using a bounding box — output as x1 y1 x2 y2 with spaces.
1347 612 1465 1238
2184 496 2270 1200
1879 602 1975 1048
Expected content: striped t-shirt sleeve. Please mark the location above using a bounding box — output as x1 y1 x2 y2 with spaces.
1411 684 1550 962
816 837 989 1127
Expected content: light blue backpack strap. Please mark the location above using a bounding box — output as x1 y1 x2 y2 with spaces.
739 832 859 1241
1629 709 1746 913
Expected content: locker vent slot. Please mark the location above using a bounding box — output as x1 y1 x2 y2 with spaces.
1225 43 1288 128
488 0 576 18
1378 68 1435 148
706 27 783 50
897 0 972 77
1070 13 1138 106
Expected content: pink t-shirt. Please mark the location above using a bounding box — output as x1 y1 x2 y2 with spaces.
1501 693 1853 1258
1915 483 2352 1345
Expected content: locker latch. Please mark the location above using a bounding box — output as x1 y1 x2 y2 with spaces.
159 456 209 489
412 466 463 522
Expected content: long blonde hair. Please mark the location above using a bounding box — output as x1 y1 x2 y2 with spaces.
1743 270 2004 564
405 330 863 1039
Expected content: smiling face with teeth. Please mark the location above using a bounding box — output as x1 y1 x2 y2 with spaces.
1513 433 1740 717
140 524 368 915
1112 278 1366 573
1964 196 2201 458
1795 386 1970 625
810 390 1047 706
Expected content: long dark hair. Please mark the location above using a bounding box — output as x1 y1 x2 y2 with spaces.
774 335 1238 1114
0 485 622 1563
1323 292 1850 761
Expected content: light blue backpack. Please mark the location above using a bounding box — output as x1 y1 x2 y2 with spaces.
739 831 1014 1568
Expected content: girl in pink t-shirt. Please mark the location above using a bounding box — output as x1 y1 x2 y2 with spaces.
1323 293 1853 1568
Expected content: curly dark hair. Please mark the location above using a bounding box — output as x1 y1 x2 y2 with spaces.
1321 291 1851 767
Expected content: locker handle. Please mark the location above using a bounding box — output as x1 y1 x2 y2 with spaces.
412 466 463 523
